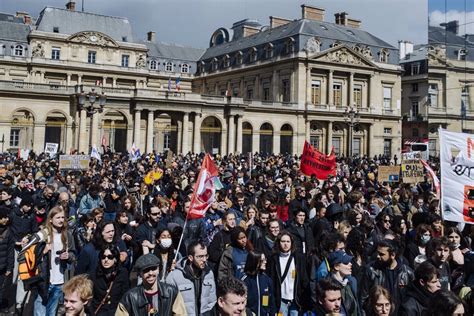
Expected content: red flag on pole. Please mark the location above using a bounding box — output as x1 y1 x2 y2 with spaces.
188 154 219 219
300 141 337 180
420 159 440 199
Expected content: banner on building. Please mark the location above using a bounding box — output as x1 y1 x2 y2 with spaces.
440 129 474 223
44 143 58 157
300 141 336 180
378 166 400 182
401 161 424 183
59 155 90 170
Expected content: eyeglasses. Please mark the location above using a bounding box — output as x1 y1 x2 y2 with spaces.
101 254 115 260
142 266 158 274
383 219 391 223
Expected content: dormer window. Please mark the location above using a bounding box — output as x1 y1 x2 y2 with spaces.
223 55 230 68
249 47 257 62
150 60 157 70
212 58 219 71
198 61 205 74
458 49 467 61
53 27 59 33
14 45 24 56
181 63 189 73
379 48 389 63
165 61 173 72
264 43 273 59
236 51 243 65
330 41 341 48
284 37 295 55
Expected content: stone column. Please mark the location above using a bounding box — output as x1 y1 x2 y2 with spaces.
305 119 310 141
134 110 141 149
273 131 280 154
327 70 333 106
33 122 46 153
253 131 259 153
368 123 375 157
227 114 235 154
193 113 201 153
306 67 312 105
146 110 154 154
236 115 243 153
90 112 99 147
349 72 354 106
182 112 189 154
78 109 88 153
66 73 72 86
177 120 182 153
112 77 117 88
327 121 333 152
369 74 375 109
254 75 260 99
272 70 279 102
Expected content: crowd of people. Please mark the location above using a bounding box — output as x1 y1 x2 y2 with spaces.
0 150 471 316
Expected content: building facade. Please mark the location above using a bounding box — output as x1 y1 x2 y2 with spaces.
0 2 402 157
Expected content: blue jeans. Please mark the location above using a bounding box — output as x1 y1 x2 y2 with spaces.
34 284 63 316
103 212 116 222
280 300 299 316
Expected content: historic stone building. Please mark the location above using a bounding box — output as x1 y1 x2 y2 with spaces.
400 21 474 157
0 2 402 156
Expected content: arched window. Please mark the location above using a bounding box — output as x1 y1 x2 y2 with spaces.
236 51 243 65
223 55 230 68
379 49 389 63
181 63 189 73
212 58 219 71
264 43 273 59
165 62 173 72
249 47 257 62
150 60 157 70
14 44 24 56
284 38 295 55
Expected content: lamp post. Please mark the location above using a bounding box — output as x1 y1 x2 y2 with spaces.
343 104 360 157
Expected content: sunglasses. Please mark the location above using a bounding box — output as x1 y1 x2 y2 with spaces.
142 266 158 273
150 212 160 217
101 254 115 260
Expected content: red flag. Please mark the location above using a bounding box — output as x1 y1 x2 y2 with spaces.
420 159 440 199
300 141 336 180
188 154 219 219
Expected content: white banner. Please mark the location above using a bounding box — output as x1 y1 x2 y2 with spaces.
440 129 474 223
44 143 58 157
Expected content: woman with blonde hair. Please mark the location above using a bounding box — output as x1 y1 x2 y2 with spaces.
34 206 76 316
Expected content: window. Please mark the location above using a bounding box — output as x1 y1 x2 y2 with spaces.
51 48 60 60
163 132 170 150
384 128 392 134
263 84 271 101
352 138 361 156
284 38 295 55
0 44 4 55
246 88 253 100
462 86 470 112
332 138 341 155
121 55 129 67
122 36 128 42
311 80 321 104
282 79 290 102
412 83 418 92
14 45 24 56
223 55 230 68
411 100 419 118
353 84 362 107
150 60 157 70
236 51 243 65
249 47 257 62
88 51 96 64
264 44 273 59
181 63 189 73
411 63 420 75
383 87 392 109
429 84 438 107
333 83 342 106
383 139 392 157
310 136 319 149
379 49 389 63
429 139 437 157
10 129 20 147
165 62 173 72
211 58 218 71
458 49 467 61
53 27 59 33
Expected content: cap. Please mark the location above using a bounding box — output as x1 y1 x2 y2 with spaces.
328 250 353 267
326 203 343 218
275 178 284 183
135 254 160 272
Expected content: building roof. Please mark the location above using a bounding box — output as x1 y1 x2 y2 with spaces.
400 45 427 63
35 7 134 43
142 41 205 61
0 20 30 42
429 25 474 62
201 18 395 60
0 12 23 23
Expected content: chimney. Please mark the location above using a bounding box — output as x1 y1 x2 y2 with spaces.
335 12 349 26
270 16 292 28
66 1 76 11
147 31 156 42
301 4 325 21
347 18 361 28
242 25 259 37
440 20 459 34
399 40 414 60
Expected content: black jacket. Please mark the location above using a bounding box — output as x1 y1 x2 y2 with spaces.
10 207 38 242
399 282 432 316
267 252 310 311
247 222 266 252
91 266 130 316
286 222 314 255
208 229 231 264
0 225 14 272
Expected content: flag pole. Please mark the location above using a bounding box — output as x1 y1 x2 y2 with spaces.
174 218 188 261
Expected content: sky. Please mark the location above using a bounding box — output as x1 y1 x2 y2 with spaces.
0 0 428 49
429 0 474 35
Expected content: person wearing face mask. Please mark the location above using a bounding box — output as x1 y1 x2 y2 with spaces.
166 241 217 316
91 246 130 316
151 228 178 281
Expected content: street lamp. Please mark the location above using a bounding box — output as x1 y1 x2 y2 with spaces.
343 104 360 157
75 85 107 116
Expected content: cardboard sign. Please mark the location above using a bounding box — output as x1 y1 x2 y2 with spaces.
401 161 424 183
402 151 421 161
378 166 400 182
44 143 58 157
59 155 90 170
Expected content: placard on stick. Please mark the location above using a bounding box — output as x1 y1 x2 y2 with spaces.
378 166 400 182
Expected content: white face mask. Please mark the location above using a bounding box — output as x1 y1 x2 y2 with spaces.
160 238 172 249
421 235 431 244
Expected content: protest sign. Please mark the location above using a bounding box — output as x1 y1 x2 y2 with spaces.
401 161 424 183
59 155 90 170
300 141 336 180
378 166 400 182
440 129 474 223
44 143 58 157
402 151 421 161
19 149 30 160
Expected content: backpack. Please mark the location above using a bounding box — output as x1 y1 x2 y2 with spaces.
18 242 46 289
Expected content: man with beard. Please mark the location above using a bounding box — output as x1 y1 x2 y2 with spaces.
361 239 414 314
116 254 186 315
313 278 343 315
166 241 217 316
137 205 167 255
